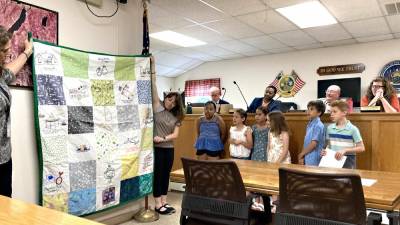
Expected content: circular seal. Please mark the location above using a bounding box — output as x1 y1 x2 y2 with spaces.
380 60 400 90
278 74 296 97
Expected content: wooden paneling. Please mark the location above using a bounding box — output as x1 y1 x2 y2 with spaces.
173 113 400 172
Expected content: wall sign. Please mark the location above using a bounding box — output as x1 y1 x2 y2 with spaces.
270 70 305 98
317 63 365 76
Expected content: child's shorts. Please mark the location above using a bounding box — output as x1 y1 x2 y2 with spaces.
196 149 222 157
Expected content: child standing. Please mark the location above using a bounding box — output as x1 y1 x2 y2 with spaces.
321 100 365 169
229 109 253 159
195 101 226 160
251 106 269 161
298 100 326 166
267 111 291 164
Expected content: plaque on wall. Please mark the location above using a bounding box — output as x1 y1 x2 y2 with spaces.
380 60 400 93
317 63 365 76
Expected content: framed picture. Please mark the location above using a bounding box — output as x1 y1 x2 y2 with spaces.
0 0 58 88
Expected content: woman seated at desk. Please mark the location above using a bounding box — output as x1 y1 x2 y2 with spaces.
361 77 399 113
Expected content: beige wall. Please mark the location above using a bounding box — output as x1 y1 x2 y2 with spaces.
174 38 400 109
8 0 174 223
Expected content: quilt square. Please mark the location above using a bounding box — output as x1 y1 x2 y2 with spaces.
114 81 138 105
61 48 89 79
96 185 120 210
95 127 119 160
43 163 70 195
69 160 96 191
42 193 68 213
68 188 96 215
137 80 151 104
117 105 140 132
38 105 68 137
37 74 66 105
139 104 153 129
120 177 140 203
141 127 153 150
68 106 94 134
121 152 139 180
88 54 115 80
93 106 118 125
138 150 153 176
96 160 122 188
34 42 64 76
63 77 93 106
118 130 141 154
135 58 151 80
41 135 68 163
91 80 115 106
139 173 153 195
115 57 135 81
67 134 96 163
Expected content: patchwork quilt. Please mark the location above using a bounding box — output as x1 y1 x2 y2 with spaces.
32 40 153 216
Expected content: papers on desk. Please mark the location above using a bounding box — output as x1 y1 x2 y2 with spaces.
361 178 377 187
319 148 347 168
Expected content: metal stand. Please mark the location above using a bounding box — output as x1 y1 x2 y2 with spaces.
133 195 159 222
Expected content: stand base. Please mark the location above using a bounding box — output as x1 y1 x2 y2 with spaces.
133 208 159 223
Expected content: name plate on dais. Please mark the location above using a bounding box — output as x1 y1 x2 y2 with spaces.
317 63 365 76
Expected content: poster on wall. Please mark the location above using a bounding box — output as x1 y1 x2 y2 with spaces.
0 0 58 88
32 40 153 216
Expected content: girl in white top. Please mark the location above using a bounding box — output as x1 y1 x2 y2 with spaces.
229 109 253 159
267 111 291 164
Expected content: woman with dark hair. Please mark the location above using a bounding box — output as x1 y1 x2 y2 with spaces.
150 56 185 215
361 77 399 112
0 26 33 197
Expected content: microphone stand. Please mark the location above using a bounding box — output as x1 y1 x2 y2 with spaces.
233 81 249 110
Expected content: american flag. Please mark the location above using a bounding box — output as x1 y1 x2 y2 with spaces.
270 71 283 89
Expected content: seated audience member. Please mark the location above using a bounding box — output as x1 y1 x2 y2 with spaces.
247 85 281 113
319 85 341 112
361 77 399 112
210 86 229 104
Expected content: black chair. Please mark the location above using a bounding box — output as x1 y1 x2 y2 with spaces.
276 167 382 225
180 157 252 225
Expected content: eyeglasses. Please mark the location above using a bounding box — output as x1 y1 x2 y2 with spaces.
372 85 384 89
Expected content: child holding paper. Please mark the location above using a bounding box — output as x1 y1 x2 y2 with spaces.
298 100 325 166
321 100 365 169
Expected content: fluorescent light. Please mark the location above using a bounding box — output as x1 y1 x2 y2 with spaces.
197 0 224 13
150 31 207 47
276 1 337 29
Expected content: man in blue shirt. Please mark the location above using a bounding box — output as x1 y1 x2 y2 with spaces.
298 100 326 166
247 85 281 113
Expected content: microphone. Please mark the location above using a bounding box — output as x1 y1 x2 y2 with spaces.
221 87 226 100
233 81 249 110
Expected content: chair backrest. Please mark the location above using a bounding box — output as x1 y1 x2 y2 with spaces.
181 157 247 203
278 167 367 225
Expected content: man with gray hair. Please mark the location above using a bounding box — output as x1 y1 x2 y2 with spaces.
210 86 229 105
319 85 341 112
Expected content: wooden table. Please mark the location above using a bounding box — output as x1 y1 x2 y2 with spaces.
0 196 103 225
170 159 400 212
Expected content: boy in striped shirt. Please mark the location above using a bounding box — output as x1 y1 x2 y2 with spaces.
321 100 365 169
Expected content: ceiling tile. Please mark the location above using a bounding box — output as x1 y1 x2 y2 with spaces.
179 59 205 71
321 38 357 47
237 10 297 34
220 53 245 60
294 43 324 50
387 15 400 33
217 40 260 53
165 68 187 77
267 47 295 54
395 33 400 39
148 4 194 29
242 49 268 57
153 52 195 68
204 18 264 39
203 0 268 16
265 0 310 9
150 38 179 52
173 25 232 45
342 17 391 38
304 24 352 42
270 30 317 46
356 34 394 43
167 48 221 61
150 0 227 23
149 23 165 33
242 35 287 50
192 45 237 57
155 64 175 76
321 0 382 22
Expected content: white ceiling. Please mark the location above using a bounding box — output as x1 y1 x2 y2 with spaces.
148 0 400 77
